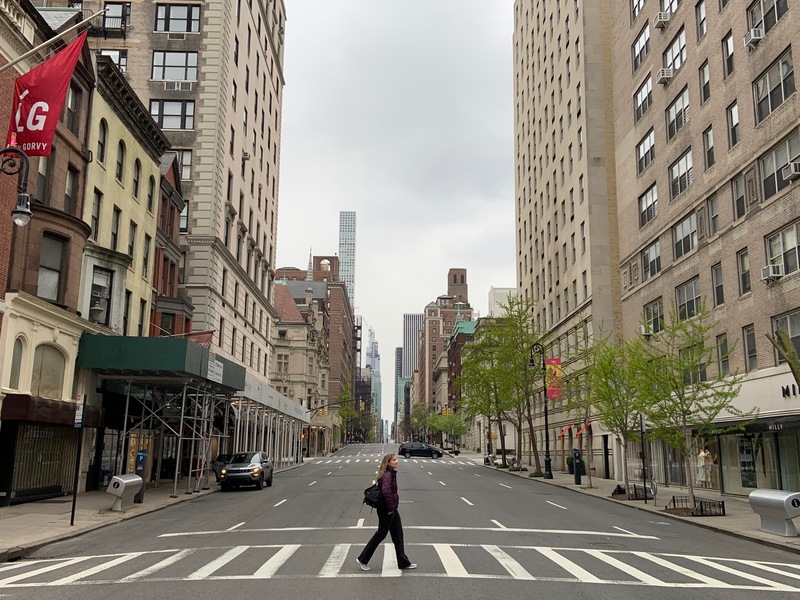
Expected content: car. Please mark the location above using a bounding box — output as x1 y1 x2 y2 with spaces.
397 441 443 459
211 453 233 482
220 451 274 491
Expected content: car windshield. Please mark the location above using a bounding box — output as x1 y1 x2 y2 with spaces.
215 454 232 462
230 453 257 464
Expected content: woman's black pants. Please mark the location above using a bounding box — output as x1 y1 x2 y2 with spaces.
358 507 411 568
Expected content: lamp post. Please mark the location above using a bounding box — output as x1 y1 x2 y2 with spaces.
1 142 33 227
529 342 552 479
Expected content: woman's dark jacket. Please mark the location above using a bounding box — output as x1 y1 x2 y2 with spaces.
378 466 399 513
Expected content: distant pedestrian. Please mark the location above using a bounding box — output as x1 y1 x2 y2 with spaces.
356 453 416 571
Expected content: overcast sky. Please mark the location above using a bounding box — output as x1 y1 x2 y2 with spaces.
277 0 517 424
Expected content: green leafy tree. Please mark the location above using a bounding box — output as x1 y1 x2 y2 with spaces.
767 328 800 389
429 412 468 447
636 305 752 505
410 403 431 442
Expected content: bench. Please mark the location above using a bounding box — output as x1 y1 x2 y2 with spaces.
748 489 800 537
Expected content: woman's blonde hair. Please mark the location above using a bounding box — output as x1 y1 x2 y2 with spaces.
376 453 396 480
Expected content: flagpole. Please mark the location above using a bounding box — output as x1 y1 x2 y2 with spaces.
0 9 107 77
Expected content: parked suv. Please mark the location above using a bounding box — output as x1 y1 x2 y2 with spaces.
220 451 274 491
397 442 443 459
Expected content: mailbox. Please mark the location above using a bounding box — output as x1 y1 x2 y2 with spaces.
748 489 800 537
106 474 143 512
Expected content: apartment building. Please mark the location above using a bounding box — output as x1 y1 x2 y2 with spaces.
614 0 799 493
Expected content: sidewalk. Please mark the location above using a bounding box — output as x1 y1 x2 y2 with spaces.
454 449 800 555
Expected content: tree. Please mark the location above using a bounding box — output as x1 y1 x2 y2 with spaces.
429 412 468 447
410 403 431 442
767 327 800 389
636 305 752 506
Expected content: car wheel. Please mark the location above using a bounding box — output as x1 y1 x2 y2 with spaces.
266 474 273 487
255 475 264 490
404 452 411 459
433 452 441 459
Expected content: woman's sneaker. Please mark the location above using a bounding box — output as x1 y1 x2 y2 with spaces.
401 563 417 570
356 559 371 571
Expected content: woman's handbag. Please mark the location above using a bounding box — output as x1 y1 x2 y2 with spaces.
363 483 383 508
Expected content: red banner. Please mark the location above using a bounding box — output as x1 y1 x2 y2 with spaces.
5 31 87 156
545 357 563 399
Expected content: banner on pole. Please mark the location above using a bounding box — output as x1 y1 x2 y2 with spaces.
545 357 563 399
5 31 87 156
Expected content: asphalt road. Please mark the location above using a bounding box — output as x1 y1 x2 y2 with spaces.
3 443 800 599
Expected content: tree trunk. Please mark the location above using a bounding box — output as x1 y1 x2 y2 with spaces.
496 411 507 467
524 397 542 473
683 425 696 506
621 441 629 493
585 432 593 488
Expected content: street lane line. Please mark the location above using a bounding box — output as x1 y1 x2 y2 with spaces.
474 473 481 477
612 526 637 535
482 545 535 580
120 549 195 581
499 483 512 489
439 481 446 486
50 553 144 585
427 471 432 475
226 522 246 531
461 497 474 506
327 472 332 475
433 544 468 577
319 544 350 578
585 549 665 585
308 481 317 486
0 557 90 585
381 546 401 577
535 548 603 583
252 545 300 578
187 546 248 579
546 501 567 510
633 552 728 586
273 499 287 507
491 520 507 529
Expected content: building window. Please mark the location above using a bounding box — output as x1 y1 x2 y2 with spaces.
147 176 155 212
666 88 689 141
703 127 715 168
748 0 788 35
150 100 195 129
65 83 81 134
673 212 698 259
676 277 701 320
711 262 724 306
132 159 141 198
64 166 78 213
177 149 192 181
717 333 729 376
743 324 757 371
699 61 711 103
662 0 681 10
143 234 151 278
111 207 121 251
115 141 125 181
97 119 107 162
663 28 687 72
31 345 65 398
632 0 646 21
722 31 734 78
180 205 188 232
151 51 198 80
103 2 131 28
639 184 657 227
124 290 131 334
767 220 800 276
277 353 289 373
128 221 137 258
727 102 740 147
9 337 22 390
760 129 800 200
632 25 650 71
644 298 664 333
91 189 102 241
755 50 795 124
637 129 655 174
90 267 113 325
155 3 201 32
737 248 751 294
642 240 662 281
773 309 800 361
708 194 719 234
99 49 127 72
634 76 653 122
696 0 707 38
670 151 694 198
732 173 746 220
138 300 147 336
38 234 65 302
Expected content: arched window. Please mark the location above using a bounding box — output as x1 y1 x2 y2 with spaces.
9 337 24 389
31 344 66 398
97 119 107 162
147 176 155 212
133 159 141 197
115 141 126 181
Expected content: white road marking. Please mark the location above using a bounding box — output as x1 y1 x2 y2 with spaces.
585 549 665 585
546 501 567 510
308 481 317 486
252 545 301 578
499 483 512 489
226 522 246 531
739 559 800 581
381 546 401 577
273 499 287 507
355 459 360 463
0 557 91 585
461 497 474 506
120 549 195 581
633 551 728 586
474 473 481 477
427 471 433 475
684 556 796 590
482 545 535 580
434 543 469 577
327 472 332 475
612 526 636 535
491 520 507 529
439 481 446 486
357 518 365 527
51 553 144 585
319 544 350 577
187 546 248 579
535 547 603 583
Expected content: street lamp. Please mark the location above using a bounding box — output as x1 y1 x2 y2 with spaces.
1 143 33 227
529 343 552 479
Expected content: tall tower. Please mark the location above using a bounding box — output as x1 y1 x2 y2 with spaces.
402 313 423 378
338 211 357 306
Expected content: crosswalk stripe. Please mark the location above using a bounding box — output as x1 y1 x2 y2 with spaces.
737 559 800 581
252 545 300 578
434 543 468 577
381 546 401 577
584 549 664 585
187 546 248 579
120 549 195 581
633 551 728 586
0 557 90 585
684 556 797 590
50 553 143 585
535 548 603 583
319 544 349 578
482 545 535 580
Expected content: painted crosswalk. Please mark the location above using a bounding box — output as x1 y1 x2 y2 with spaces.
309 456 476 465
2 543 800 590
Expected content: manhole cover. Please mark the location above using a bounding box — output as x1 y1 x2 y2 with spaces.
589 542 626 549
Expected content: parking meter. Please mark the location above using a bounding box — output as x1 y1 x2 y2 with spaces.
573 448 582 485
134 450 147 503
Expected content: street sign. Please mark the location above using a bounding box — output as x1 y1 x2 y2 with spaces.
74 394 84 428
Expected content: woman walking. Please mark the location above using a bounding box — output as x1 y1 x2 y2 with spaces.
357 453 416 571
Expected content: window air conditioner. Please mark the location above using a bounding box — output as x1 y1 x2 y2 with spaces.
782 162 800 181
656 68 674 85
761 264 784 282
744 28 764 49
638 324 653 338
653 12 671 29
